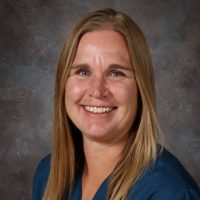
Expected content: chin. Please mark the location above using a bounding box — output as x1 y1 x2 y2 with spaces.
82 131 113 142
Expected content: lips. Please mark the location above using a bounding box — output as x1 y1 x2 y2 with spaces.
84 106 116 113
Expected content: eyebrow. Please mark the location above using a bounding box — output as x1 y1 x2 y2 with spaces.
70 63 133 71
70 64 90 70
108 64 132 71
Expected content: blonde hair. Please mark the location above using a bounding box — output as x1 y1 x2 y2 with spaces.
43 8 161 200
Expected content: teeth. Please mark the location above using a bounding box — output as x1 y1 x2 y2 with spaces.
85 106 114 113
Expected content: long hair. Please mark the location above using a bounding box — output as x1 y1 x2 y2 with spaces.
43 8 161 200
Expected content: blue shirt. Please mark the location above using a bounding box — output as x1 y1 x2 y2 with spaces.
32 149 200 199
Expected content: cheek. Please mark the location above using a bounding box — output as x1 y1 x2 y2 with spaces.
65 79 85 104
111 81 138 104
127 84 138 104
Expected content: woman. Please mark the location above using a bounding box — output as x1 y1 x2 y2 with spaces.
32 8 200 200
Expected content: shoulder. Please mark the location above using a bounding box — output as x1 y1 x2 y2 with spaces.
128 148 200 200
32 154 51 200
154 149 198 188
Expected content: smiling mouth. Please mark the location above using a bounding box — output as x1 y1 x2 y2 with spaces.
84 106 116 114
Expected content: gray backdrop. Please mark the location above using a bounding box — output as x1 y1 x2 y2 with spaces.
0 0 200 199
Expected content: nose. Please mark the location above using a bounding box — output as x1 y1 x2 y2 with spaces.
88 75 109 98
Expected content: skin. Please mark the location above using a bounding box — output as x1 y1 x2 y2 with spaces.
65 30 138 199
65 30 138 143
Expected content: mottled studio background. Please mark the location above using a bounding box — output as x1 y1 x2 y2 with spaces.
0 0 200 199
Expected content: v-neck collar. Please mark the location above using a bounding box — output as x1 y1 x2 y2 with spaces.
69 173 109 200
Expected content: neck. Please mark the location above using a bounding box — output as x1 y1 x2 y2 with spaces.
82 138 127 180
81 137 128 200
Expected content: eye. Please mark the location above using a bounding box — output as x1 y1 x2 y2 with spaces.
75 69 91 76
109 70 125 77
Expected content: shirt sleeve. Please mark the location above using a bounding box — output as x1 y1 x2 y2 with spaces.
32 155 51 200
128 149 200 200
181 187 200 200
149 187 200 200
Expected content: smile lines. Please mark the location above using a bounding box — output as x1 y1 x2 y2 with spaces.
84 106 115 113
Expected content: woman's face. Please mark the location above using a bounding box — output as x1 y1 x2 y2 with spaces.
65 30 138 144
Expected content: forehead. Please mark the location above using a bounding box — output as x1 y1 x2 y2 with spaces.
73 30 131 64
78 29 128 49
